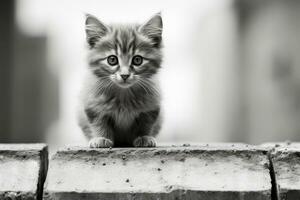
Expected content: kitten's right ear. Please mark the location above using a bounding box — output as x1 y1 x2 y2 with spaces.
85 14 108 48
139 13 163 47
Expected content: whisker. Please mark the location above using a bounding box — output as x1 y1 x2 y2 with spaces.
136 80 150 95
139 79 159 96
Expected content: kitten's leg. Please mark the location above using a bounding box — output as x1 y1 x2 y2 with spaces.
89 136 113 148
133 136 157 147
85 108 114 148
133 108 161 147
78 109 93 138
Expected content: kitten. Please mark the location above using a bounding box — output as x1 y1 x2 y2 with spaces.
78 13 163 148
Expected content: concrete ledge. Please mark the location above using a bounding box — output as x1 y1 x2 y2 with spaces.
44 144 272 200
268 143 300 200
0 144 48 200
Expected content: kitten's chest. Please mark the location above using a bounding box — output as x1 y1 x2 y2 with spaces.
99 93 156 128
111 106 138 129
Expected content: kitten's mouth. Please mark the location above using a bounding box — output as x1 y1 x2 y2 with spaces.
115 80 134 88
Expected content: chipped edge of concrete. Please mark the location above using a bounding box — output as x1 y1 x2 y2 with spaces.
0 143 48 160
53 144 268 161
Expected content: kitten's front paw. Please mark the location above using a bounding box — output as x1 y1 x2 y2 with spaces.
133 136 156 147
89 137 113 148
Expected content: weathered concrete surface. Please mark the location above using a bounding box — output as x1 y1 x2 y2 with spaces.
44 144 272 200
267 143 300 200
0 144 48 200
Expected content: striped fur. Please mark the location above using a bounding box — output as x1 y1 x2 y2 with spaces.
78 13 163 147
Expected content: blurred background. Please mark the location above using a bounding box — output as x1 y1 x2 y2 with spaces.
1 0 300 148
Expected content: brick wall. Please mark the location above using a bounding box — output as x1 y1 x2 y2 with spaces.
0 143 298 200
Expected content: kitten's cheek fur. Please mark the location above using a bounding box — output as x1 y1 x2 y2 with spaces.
89 137 114 148
133 136 156 147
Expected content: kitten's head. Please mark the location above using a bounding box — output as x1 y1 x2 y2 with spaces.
85 13 163 89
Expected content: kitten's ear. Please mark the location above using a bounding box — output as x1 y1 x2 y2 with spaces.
85 14 108 48
139 13 163 47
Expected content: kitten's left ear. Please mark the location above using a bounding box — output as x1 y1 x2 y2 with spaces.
85 14 109 48
139 13 163 47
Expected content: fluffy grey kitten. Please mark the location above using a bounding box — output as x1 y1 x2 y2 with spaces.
78 13 163 148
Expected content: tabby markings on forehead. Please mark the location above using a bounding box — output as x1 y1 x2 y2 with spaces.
95 40 116 52
115 39 136 56
113 28 136 53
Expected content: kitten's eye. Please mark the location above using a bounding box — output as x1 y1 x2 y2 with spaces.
107 55 118 66
132 55 143 66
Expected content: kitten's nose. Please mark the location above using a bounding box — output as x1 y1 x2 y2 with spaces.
121 74 130 81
